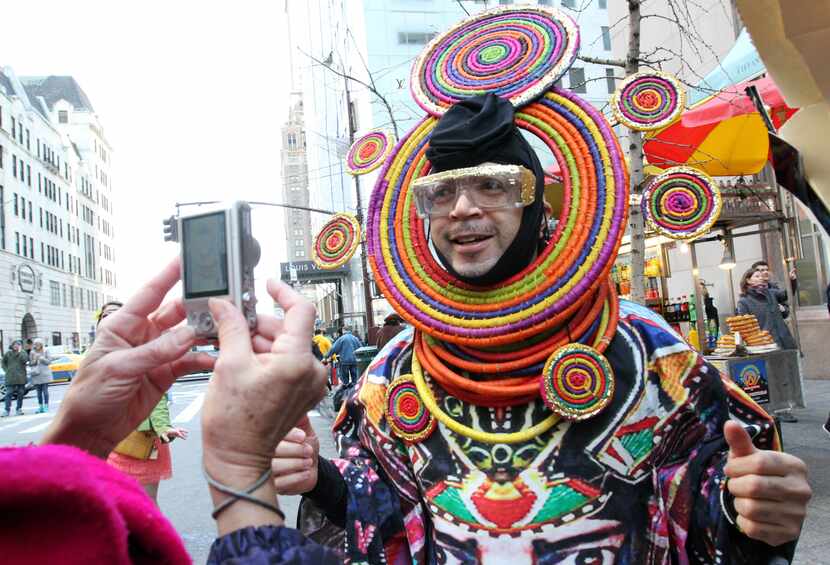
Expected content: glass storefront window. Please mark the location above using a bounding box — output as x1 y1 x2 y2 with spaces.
794 202 828 307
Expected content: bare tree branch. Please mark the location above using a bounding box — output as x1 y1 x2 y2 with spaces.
578 54 626 68
299 47 400 138
455 0 470 16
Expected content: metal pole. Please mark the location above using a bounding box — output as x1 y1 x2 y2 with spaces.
689 241 709 353
778 218 802 352
343 71 375 334
724 229 738 317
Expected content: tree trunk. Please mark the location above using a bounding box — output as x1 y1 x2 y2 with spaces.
626 0 646 305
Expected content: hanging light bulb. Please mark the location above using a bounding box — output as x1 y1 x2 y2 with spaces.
679 241 690 254
718 241 736 270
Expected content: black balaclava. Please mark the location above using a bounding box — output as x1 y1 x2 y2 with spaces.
425 93 546 287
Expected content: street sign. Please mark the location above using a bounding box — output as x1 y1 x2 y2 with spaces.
279 260 350 282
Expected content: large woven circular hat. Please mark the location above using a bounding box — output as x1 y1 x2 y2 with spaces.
312 213 361 270
410 5 580 116
366 87 629 347
611 70 685 131
641 166 722 241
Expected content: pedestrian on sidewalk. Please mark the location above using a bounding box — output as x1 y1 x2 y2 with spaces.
29 339 53 413
738 267 799 422
323 327 362 387
2 340 28 417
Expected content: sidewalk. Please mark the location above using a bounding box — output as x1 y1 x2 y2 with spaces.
311 382 830 563
783 378 830 564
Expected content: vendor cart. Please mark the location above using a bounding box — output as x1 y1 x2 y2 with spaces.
705 349 804 414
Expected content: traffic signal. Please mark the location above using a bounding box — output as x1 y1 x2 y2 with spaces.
163 216 179 242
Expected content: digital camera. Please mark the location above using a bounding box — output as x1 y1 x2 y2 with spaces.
163 201 261 339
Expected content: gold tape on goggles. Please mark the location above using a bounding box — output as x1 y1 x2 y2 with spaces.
411 164 536 219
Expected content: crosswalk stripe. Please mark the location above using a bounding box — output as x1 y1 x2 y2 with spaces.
172 393 205 423
0 413 52 432
18 420 53 434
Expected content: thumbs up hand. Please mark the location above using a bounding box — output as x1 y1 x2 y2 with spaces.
723 420 811 546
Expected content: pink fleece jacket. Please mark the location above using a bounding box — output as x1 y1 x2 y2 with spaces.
0 444 190 564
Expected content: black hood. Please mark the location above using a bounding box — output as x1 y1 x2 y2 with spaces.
425 93 546 286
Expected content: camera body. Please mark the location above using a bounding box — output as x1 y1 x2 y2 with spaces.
164 201 261 339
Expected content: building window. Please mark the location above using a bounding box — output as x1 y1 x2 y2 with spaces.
561 0 575 7
50 281 61 306
538 0 552 4
605 68 617 94
294 250 305 258
398 31 437 45
15 231 20 255
601 26 611 51
568 67 586 93
598 0 607 8
58 110 68 124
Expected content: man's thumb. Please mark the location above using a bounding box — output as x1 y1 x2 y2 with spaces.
724 420 757 459
297 414 316 438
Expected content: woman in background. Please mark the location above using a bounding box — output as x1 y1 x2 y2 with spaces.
98 301 188 503
29 339 53 413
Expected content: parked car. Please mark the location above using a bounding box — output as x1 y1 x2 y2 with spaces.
49 354 83 382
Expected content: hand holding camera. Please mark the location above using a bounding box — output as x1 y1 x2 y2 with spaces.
201 280 328 529
41 259 216 458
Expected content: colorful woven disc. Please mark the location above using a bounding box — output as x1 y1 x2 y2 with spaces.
385 374 436 442
410 5 580 116
611 71 685 131
366 88 629 348
642 166 722 241
312 213 361 270
346 131 395 176
540 343 614 420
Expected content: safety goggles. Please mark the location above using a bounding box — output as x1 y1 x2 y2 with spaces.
411 164 536 219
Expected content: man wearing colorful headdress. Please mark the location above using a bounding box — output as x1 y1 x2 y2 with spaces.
272 93 810 564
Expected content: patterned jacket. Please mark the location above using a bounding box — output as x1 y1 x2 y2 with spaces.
316 301 793 564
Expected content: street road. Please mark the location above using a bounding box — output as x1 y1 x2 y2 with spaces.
0 378 338 563
2 378 827 563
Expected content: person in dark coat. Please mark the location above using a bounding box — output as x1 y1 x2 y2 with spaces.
736 268 797 350
2 340 29 416
374 314 406 351
737 268 799 422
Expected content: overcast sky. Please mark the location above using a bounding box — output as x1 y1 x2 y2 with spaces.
1 1 290 309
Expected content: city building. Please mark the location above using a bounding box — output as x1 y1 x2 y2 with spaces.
361 0 617 135
0 66 116 352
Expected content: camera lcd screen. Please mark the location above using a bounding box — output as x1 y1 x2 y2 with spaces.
182 212 229 298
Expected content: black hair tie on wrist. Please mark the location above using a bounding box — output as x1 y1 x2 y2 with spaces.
203 464 285 521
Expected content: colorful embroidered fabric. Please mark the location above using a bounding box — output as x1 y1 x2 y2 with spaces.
322 304 782 564
312 213 361 270
642 166 723 241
